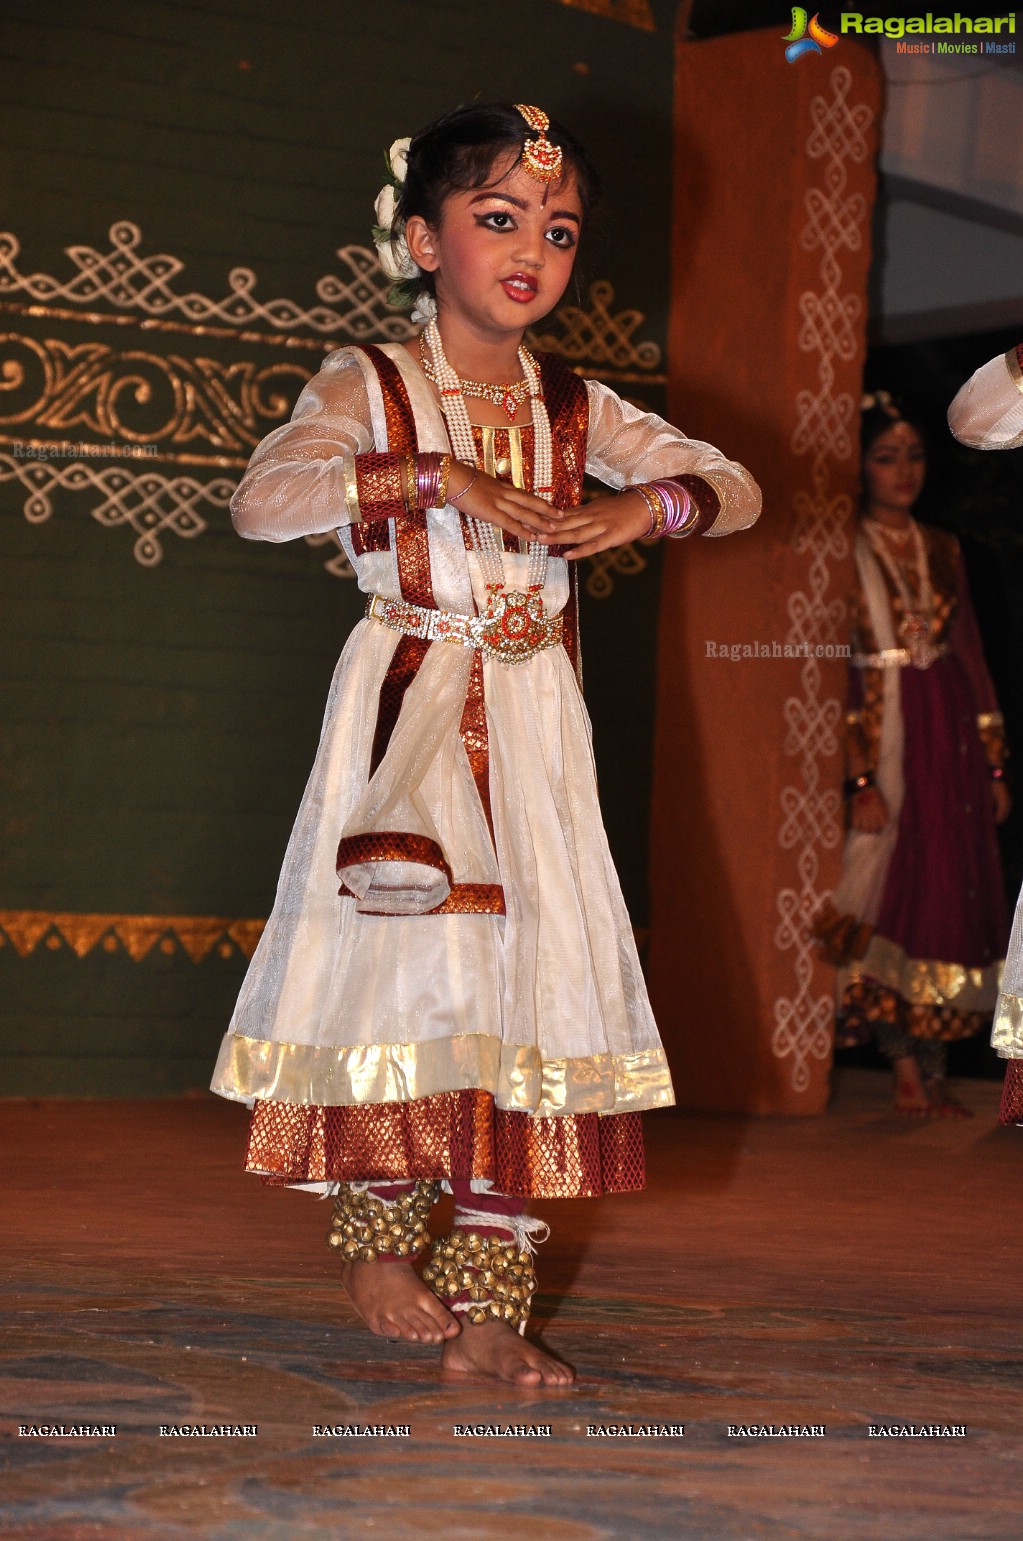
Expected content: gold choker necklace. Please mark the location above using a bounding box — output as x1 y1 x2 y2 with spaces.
419 338 532 423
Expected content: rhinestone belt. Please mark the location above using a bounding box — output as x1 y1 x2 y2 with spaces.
851 644 949 669
367 592 563 665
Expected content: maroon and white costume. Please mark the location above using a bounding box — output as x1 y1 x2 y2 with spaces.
210 341 761 1198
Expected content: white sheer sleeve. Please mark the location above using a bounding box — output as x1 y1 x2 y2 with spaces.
947 349 1023 451
584 378 762 536
230 348 376 541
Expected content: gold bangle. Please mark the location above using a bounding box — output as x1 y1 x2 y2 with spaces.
633 483 666 538
436 454 452 509
404 453 417 512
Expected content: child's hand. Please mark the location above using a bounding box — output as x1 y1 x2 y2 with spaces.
550 491 652 559
451 462 561 542
850 785 888 833
992 779 1012 825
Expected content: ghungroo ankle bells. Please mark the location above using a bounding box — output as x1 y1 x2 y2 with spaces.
422 1228 538 1331
327 1180 439 1262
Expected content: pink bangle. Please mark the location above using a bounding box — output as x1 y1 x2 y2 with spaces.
645 479 695 536
416 453 444 510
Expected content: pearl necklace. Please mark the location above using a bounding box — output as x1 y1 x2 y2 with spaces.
422 318 553 599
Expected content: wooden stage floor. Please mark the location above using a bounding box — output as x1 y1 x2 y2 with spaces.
1 1070 1020 1539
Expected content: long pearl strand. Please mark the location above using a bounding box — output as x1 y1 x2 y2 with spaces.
423 318 553 594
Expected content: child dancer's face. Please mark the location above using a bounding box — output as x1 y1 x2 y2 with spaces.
406 152 583 339
862 422 926 516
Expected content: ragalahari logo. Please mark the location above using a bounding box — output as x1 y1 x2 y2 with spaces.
784 8 840 61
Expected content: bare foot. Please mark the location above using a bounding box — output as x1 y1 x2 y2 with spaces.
925 1080 974 1120
440 1318 574 1386
338 1259 461 1344
893 1055 930 1116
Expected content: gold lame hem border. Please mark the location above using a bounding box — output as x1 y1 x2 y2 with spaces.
845 934 1002 1011
992 989 1023 1058
211 1030 674 1118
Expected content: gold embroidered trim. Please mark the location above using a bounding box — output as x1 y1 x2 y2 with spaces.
844 934 1002 1011
992 989 1023 1058
342 455 360 522
1007 347 1023 398
0 909 264 962
210 1031 674 1118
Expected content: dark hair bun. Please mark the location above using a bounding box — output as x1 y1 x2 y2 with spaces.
400 101 598 236
860 390 928 455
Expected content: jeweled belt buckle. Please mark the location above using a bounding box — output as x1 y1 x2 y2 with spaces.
476 590 554 665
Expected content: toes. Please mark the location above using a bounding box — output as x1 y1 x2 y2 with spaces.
410 1307 444 1343
419 1298 457 1333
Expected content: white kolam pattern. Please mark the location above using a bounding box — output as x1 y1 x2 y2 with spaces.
1 223 664 589
771 67 875 1093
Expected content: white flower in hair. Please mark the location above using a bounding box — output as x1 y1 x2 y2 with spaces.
410 291 437 324
374 183 398 232
388 137 410 184
373 132 424 307
376 232 419 282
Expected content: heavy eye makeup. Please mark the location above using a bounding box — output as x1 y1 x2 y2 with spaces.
870 449 924 464
474 208 578 248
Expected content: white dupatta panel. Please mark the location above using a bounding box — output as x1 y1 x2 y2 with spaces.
830 536 906 1006
213 344 740 1121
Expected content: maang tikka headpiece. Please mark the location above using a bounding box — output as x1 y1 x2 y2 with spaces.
514 104 563 184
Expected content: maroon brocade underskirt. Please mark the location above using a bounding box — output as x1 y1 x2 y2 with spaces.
837 976 987 1047
999 1061 1023 1125
244 1092 645 1200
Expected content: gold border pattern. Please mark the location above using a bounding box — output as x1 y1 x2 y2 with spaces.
211 1030 674 1118
554 0 655 30
845 933 1001 1011
992 988 1023 1058
0 909 264 962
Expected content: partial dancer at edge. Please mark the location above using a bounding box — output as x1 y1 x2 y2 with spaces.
949 344 1023 1124
814 391 1009 1117
210 103 761 1383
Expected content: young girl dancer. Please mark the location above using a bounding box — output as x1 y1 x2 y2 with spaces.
211 102 761 1385
814 393 1009 1116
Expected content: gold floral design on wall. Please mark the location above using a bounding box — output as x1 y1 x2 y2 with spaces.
1 222 664 590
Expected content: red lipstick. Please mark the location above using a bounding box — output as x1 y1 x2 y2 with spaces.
501 272 538 304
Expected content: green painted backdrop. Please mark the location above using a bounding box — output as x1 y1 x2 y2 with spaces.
0 0 677 1094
